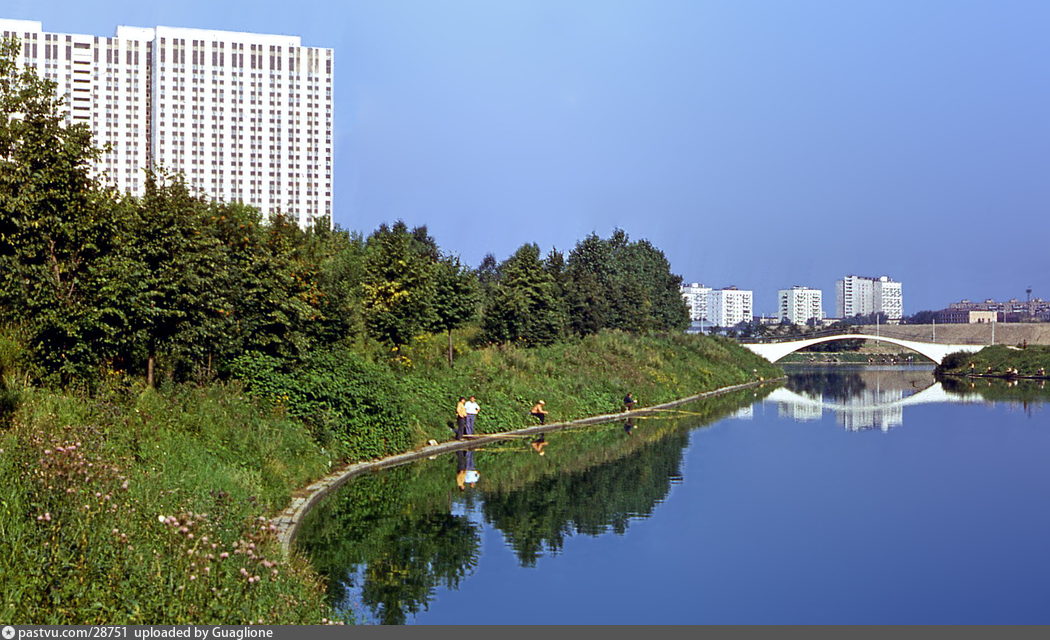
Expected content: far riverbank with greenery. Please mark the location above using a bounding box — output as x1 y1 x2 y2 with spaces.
937 345 1050 379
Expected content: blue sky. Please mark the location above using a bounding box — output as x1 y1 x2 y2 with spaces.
6 0 1049 313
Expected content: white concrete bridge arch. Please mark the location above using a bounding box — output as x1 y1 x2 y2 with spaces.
741 334 984 365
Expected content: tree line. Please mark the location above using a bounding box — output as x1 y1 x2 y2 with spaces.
0 38 688 387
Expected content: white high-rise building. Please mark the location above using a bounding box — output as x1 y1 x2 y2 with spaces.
835 275 903 322
708 287 753 327
680 282 712 322
778 286 824 325
0 19 333 227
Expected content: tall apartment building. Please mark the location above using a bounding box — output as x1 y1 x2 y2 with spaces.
708 287 753 328
680 282 712 322
778 286 823 325
835 275 902 322
0 19 333 227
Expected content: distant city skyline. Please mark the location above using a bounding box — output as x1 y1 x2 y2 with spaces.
5 1 1048 312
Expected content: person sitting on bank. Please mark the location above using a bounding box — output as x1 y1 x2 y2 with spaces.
623 392 636 411
530 400 548 424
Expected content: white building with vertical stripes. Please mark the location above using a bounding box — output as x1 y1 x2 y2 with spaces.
0 18 332 227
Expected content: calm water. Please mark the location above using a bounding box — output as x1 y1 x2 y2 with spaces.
297 366 1050 624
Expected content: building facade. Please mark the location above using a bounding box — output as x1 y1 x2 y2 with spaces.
778 286 823 325
0 19 333 227
708 287 753 328
835 275 902 322
680 282 712 322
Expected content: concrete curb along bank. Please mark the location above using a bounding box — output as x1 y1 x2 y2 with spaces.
273 377 784 554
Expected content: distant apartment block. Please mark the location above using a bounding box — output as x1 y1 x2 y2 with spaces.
0 18 333 227
778 286 823 325
708 287 753 327
835 275 902 322
680 282 712 322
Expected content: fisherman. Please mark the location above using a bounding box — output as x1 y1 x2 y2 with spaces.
530 400 548 424
455 396 468 439
623 392 636 411
463 395 481 436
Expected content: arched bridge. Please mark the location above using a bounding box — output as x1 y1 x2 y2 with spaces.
741 334 984 365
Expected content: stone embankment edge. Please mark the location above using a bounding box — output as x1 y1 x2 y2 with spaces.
272 376 785 555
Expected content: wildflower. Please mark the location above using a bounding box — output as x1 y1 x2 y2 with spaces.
158 515 167 523
219 552 229 559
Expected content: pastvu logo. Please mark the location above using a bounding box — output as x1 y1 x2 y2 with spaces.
2 625 14 639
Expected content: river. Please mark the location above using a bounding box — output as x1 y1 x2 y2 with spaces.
296 365 1050 624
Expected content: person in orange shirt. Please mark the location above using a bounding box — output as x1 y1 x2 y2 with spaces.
455 397 467 439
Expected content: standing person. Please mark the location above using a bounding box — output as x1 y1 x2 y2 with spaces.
530 400 548 424
455 397 467 440
463 395 481 436
623 392 636 411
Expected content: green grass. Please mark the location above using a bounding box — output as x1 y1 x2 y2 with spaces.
0 329 781 624
395 330 781 442
0 382 340 625
938 345 1050 378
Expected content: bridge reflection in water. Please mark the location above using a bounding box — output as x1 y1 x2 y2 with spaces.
766 365 985 431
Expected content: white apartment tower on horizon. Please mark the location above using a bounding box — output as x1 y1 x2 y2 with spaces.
835 275 903 322
680 282 712 322
708 287 753 328
0 19 333 227
778 286 824 325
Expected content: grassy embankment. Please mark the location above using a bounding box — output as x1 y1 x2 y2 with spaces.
937 345 1050 379
0 330 779 624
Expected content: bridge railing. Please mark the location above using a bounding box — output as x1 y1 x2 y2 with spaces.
737 327 990 345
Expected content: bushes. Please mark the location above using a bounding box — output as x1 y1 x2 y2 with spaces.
0 384 337 624
230 350 413 461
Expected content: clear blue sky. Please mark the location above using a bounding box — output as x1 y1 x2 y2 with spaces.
6 0 1049 314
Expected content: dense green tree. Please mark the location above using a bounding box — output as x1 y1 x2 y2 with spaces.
481 243 566 346
905 310 938 325
564 229 688 336
361 221 438 353
0 37 128 382
431 255 480 366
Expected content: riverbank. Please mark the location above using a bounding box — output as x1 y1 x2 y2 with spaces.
0 331 779 624
936 345 1050 380
275 376 784 555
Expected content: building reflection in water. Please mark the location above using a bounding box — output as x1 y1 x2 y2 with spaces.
771 365 985 432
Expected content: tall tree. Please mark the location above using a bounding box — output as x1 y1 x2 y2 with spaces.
361 221 438 353
481 243 565 346
431 255 480 366
0 37 125 382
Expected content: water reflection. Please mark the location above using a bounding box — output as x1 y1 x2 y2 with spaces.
772 365 1048 429
296 385 773 624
